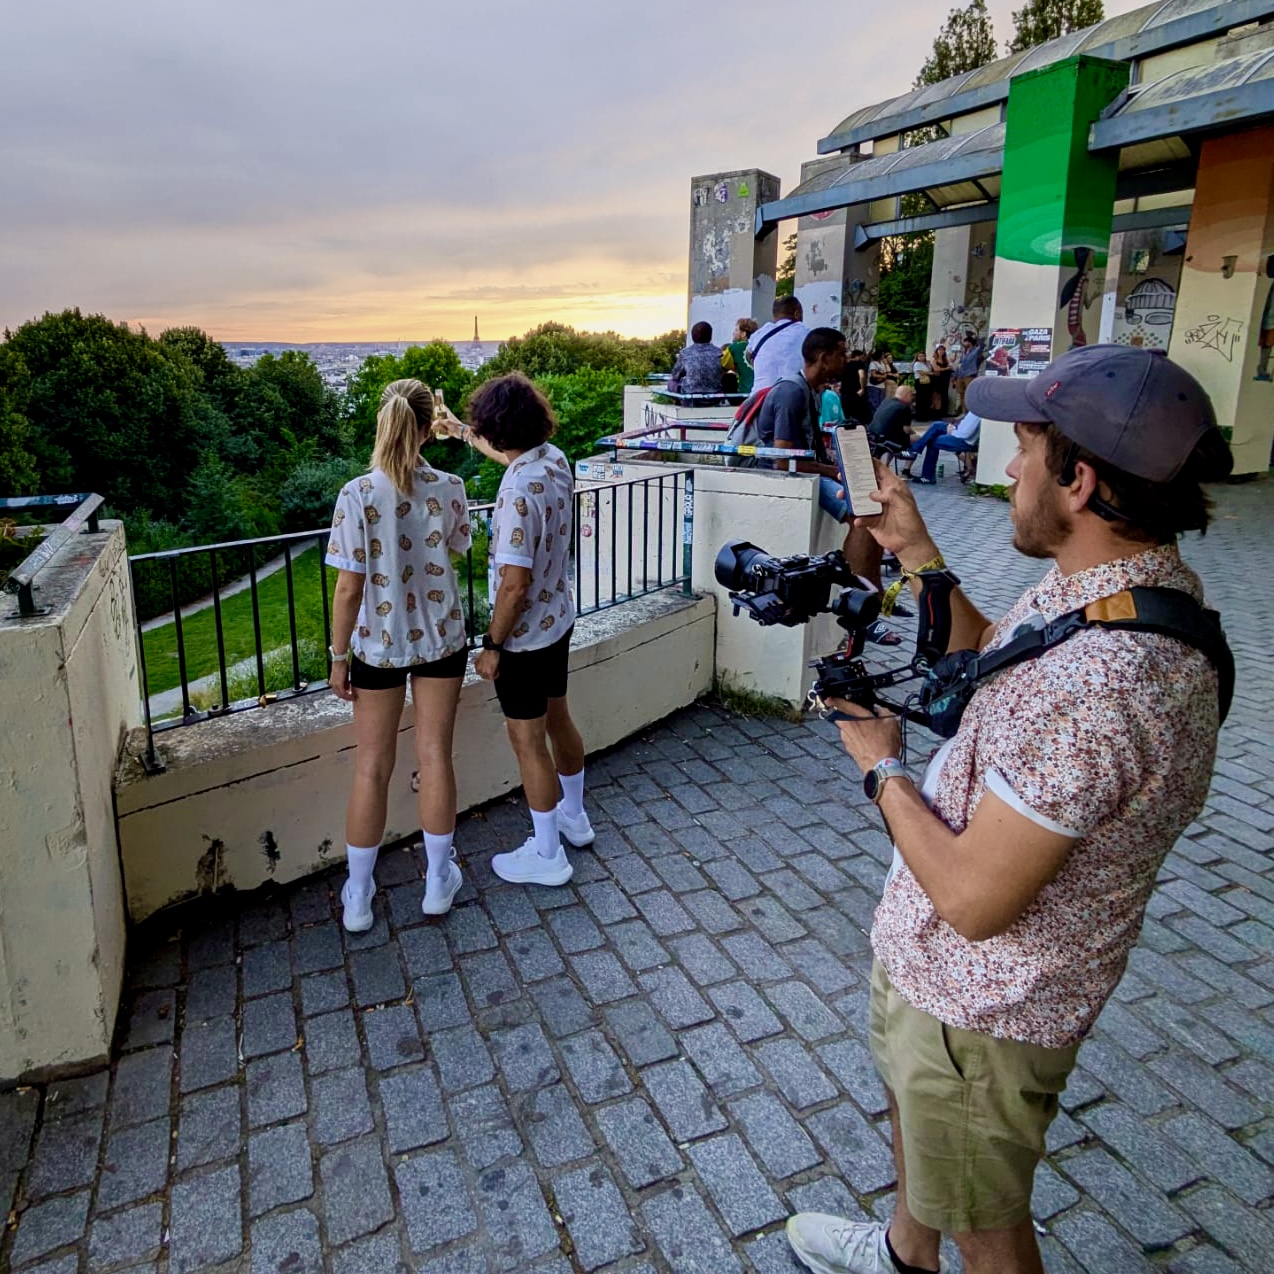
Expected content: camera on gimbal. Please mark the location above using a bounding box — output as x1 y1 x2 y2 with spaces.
714 539 961 729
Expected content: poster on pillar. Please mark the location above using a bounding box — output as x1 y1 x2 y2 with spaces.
986 328 1051 377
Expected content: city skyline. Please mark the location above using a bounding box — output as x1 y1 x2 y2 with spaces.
1 0 1148 342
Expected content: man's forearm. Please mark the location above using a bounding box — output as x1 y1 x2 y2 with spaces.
488 577 529 644
897 536 994 653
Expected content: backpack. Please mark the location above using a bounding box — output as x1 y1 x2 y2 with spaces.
725 386 774 447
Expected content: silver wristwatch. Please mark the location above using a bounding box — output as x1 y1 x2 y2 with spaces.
864 758 907 805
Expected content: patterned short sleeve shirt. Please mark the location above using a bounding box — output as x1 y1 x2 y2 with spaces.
326 465 472 667
872 543 1220 1048
490 443 575 652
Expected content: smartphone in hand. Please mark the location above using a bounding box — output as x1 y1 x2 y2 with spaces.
830 426 882 519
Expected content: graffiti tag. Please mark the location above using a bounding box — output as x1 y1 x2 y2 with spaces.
1184 315 1245 363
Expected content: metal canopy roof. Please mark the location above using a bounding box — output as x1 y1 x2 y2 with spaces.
817 0 1274 154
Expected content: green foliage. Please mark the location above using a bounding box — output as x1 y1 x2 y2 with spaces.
916 0 998 87
1008 0 1103 52
0 346 39 496
278 456 364 533
645 331 687 375
876 236 936 357
345 342 475 455
0 519 44 589
476 322 667 383
776 234 798 299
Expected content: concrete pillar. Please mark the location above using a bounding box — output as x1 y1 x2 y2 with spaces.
0 522 140 1080
926 222 996 353
1098 226 1185 349
688 169 781 345
976 55 1130 481
794 156 881 350
1167 127 1274 476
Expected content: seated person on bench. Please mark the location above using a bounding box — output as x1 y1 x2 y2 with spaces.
867 385 915 453
903 410 981 483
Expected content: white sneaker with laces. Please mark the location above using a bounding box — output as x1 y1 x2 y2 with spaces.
421 857 463 916
491 837 573 886
556 802 595 848
786 1216 947 1274
340 878 375 933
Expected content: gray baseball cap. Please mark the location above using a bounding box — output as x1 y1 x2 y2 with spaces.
965 344 1232 483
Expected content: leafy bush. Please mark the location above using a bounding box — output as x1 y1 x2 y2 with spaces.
279 456 363 532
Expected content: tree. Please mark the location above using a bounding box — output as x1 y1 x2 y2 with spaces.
775 234 798 299
477 323 661 383
915 0 998 87
345 342 475 455
1008 0 1103 52
0 346 39 496
876 235 936 357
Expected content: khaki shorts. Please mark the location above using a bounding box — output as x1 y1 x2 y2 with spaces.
868 961 1078 1233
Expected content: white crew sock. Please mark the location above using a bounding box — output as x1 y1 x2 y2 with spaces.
423 831 454 881
346 844 378 896
530 808 560 858
558 768 585 818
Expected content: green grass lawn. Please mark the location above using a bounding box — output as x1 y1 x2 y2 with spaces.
141 545 490 698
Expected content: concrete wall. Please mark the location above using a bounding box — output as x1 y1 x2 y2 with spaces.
1098 225 1186 350
926 223 996 353
115 593 714 923
0 522 140 1080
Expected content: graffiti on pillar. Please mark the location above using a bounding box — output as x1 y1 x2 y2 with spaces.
1184 314 1246 363
802 238 829 279
1256 256 1274 382
1060 247 1098 349
1112 277 1177 349
938 275 992 347
714 182 729 203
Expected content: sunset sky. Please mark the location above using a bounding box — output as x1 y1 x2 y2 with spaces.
1 0 1147 342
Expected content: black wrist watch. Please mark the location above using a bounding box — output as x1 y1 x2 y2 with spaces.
481 634 504 652
864 758 907 805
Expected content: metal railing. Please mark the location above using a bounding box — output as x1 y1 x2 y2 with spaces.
1 493 104 618
129 468 694 770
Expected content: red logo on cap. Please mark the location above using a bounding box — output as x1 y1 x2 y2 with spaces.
1044 380 1062 399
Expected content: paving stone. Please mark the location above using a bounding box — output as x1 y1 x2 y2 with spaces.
781 937 857 995
641 1183 745 1273
330 1230 410 1274
531 977 596 1038
238 989 295 1059
414 971 471 1031
1052 1209 1151 1273
607 853 661 895
89 1200 163 1269
609 919 669 972
300 970 349 1016
721 931 793 981
10 1191 90 1266
490 1021 558 1092
26 1108 104 1198
97 1116 170 1211
186 919 236 970
1032 1161 1081 1220
596 1097 683 1188
578 879 637 925
633 889 696 936
643 1058 727 1141
570 950 637 1003
178 1016 239 1094
474 1159 559 1270
176 1084 241 1170
652 854 708 894
432 1025 496 1093
250 1208 322 1274
640 966 715 1029
379 1065 449 1153
122 989 177 1050
688 1132 786 1236
507 928 565 982
708 980 783 1042
443 904 498 954
681 1021 762 1096
239 899 288 948
604 999 678 1066
320 1136 394 1245
1062 1147 1191 1249
246 1049 307 1127
115 1044 178 1121
729 1091 821 1178
704 859 762 901
1162 1111 1274 1205
304 1007 359 1075
545 905 604 953
292 922 343 974
764 980 842 1041
559 1029 632 1104
400 924 454 978
395 1149 477 1251
1225 1056 1274 1105
350 945 406 1007
1077 1038 1179 1116
242 939 293 999
1166 1247 1249 1274
342 907 391 951
1130 995 1239 1066
168 1164 241 1274
787 1175 872 1222
1079 1101 1201 1194
520 1081 596 1166
248 1120 314 1216
667 933 737 986
312 1067 374 1145
460 949 519 1008
127 939 181 990
818 1038 890 1115
449 1084 522 1169
553 1161 644 1271
807 1102 896 1194
290 881 333 928
1148 1050 1261 1130
362 1002 424 1070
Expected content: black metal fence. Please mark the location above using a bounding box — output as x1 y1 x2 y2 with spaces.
130 468 693 769
1 493 103 617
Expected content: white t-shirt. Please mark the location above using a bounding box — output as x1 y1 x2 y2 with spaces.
491 443 576 652
747 320 809 393
326 465 472 667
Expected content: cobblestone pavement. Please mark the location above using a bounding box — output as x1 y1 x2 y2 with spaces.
3 479 1273 1274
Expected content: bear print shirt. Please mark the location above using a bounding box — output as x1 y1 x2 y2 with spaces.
490 443 575 652
326 465 472 668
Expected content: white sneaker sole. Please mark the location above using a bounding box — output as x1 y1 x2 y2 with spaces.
421 870 463 916
557 802 595 847
342 907 374 933
492 855 574 887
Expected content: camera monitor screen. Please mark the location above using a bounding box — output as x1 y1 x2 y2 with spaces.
831 426 882 519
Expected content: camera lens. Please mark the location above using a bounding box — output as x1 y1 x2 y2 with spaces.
830 587 881 628
714 541 772 591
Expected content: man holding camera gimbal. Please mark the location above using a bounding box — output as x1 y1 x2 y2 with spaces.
785 345 1233 1274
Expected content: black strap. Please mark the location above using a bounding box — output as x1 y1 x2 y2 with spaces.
751 319 795 359
957 587 1233 723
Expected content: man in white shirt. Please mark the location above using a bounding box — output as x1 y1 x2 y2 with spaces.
746 296 810 393
903 411 981 483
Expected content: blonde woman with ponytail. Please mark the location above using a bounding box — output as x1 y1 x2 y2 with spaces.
325 379 472 928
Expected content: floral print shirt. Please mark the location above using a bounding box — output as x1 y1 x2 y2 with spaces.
326 465 472 668
873 543 1220 1047
491 443 575 652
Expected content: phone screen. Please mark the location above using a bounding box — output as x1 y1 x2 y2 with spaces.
831 426 882 519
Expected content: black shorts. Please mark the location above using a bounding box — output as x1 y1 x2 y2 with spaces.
493 628 573 720
349 646 468 690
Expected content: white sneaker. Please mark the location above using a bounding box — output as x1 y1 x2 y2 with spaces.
340 878 375 933
491 837 574 887
556 802 595 848
786 1216 947 1274
421 858 463 917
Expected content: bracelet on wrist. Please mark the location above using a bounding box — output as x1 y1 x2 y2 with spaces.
881 550 946 616
328 646 352 664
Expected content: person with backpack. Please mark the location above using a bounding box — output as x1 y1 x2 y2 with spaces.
785 344 1233 1274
